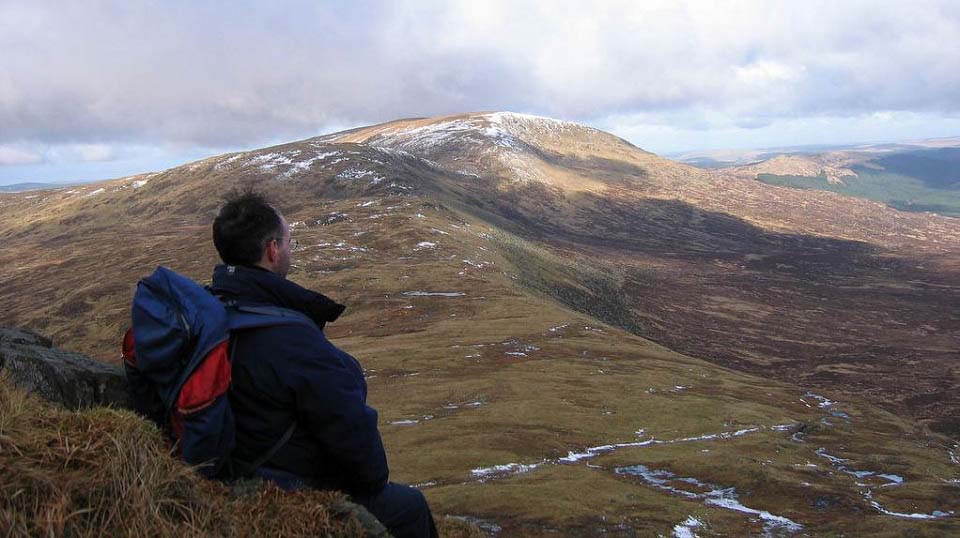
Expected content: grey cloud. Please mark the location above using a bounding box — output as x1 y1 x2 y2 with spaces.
1 0 958 151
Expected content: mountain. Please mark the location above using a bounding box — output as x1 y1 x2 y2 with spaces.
1 112 958 536
678 139 960 216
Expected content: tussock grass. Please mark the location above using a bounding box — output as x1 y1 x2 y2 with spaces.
0 375 366 537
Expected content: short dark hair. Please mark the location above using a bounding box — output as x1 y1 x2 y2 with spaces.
212 190 283 266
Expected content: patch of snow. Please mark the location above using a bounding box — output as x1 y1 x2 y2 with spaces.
616 465 803 535
864 490 953 519
672 515 704 538
501 341 539 353
471 462 543 478
559 450 597 463
390 420 420 426
318 212 348 225
214 153 247 170
358 200 376 207
878 474 904 486
815 448 847 465
402 291 466 297
505 352 527 357
481 426 770 485
462 259 493 269
814 447 956 517
368 118 480 153
274 151 339 179
338 167 377 180
247 152 292 170
415 241 437 250
431 228 450 235
872 506 953 519
132 179 149 189
705 495 803 535
674 428 759 444
805 392 836 408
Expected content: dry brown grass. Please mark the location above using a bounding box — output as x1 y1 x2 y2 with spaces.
0 374 371 537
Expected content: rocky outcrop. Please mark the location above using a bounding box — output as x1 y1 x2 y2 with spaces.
0 327 127 409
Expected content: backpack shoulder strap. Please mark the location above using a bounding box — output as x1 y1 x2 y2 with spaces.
234 422 297 478
224 303 312 477
225 304 317 332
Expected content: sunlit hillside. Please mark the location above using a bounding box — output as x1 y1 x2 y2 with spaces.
1 112 958 536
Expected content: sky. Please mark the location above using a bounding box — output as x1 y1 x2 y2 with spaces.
2 0 959 185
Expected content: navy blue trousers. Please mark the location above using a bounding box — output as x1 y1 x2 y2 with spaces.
254 467 437 538
352 482 438 538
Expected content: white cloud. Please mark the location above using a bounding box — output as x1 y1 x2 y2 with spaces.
0 145 42 165
71 144 115 162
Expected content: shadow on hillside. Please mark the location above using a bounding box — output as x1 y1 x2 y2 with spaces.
470 189 960 439
873 148 960 190
501 185 880 267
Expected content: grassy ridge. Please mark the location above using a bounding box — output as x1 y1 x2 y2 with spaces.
757 170 960 217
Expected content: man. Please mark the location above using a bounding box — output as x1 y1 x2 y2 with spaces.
210 190 437 538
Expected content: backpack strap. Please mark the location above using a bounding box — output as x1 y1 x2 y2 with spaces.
225 304 312 477
235 422 297 478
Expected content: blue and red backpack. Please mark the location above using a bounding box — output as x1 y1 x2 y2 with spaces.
121 266 309 479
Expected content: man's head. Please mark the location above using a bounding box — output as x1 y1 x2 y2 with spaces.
213 190 292 277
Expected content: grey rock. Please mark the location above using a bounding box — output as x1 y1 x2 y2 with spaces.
331 499 394 538
0 327 127 409
230 478 393 537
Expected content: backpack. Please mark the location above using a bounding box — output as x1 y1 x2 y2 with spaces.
121 266 313 479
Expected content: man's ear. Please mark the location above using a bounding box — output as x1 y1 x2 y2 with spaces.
264 238 279 264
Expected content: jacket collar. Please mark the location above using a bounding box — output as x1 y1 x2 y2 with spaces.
210 264 346 326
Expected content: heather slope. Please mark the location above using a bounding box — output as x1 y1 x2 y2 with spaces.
1 112 959 535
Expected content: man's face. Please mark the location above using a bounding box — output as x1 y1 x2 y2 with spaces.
275 213 292 278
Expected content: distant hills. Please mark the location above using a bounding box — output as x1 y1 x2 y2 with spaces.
2 113 958 535
677 138 960 217
0 181 79 193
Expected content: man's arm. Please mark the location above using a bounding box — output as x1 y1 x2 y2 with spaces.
282 328 389 495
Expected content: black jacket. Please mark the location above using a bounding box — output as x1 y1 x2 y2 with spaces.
210 264 388 495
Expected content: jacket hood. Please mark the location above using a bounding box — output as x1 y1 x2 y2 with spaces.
210 264 346 328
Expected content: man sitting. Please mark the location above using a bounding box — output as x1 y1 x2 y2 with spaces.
210 190 437 538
